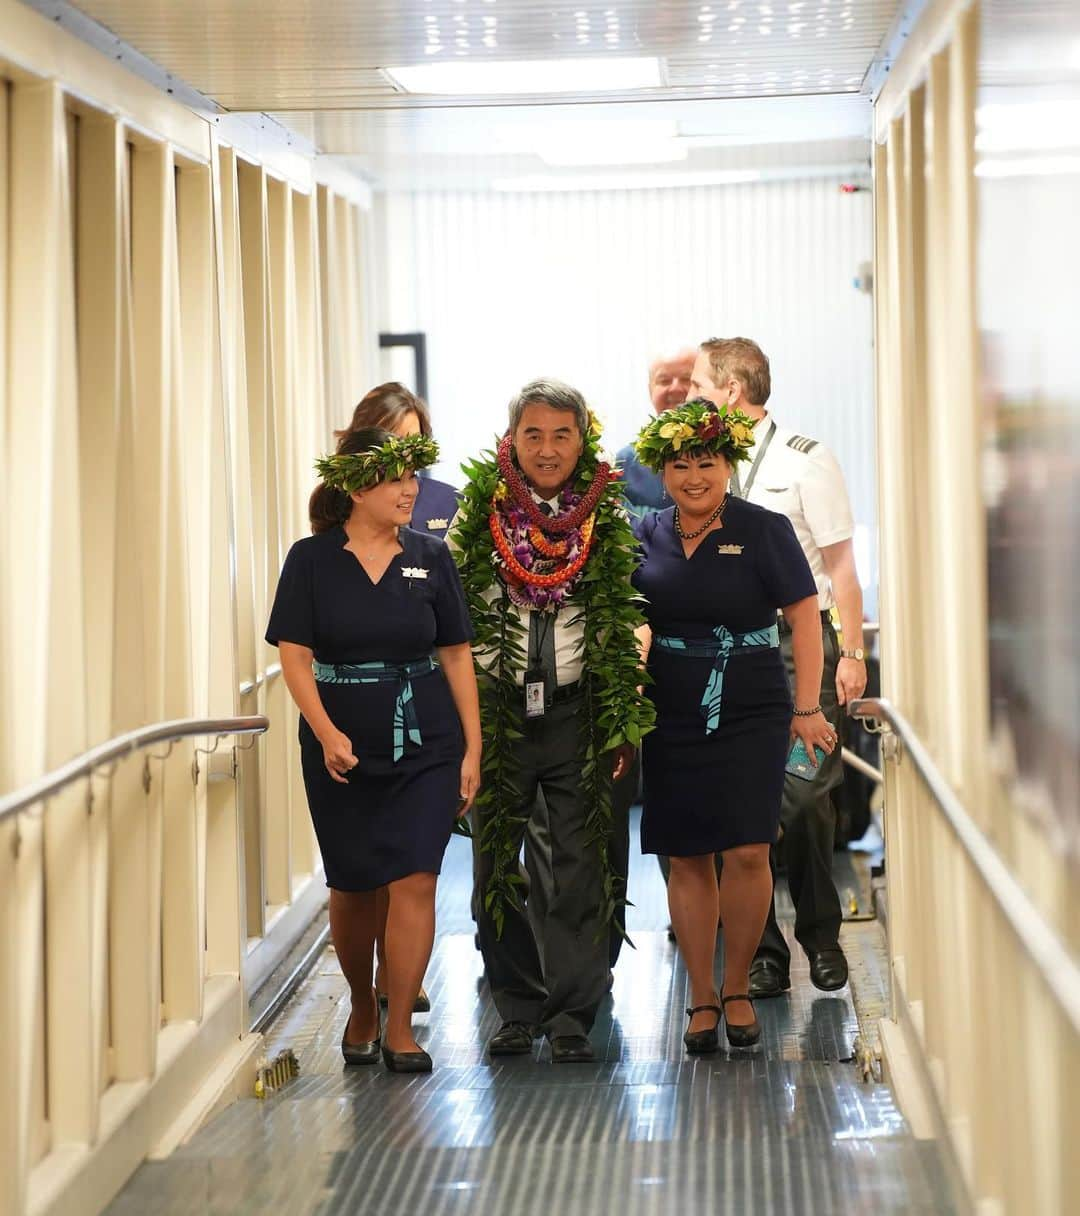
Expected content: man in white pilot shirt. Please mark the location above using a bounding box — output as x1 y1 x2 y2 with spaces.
689 336 867 996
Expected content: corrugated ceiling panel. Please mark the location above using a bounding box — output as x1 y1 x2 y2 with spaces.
66 0 901 109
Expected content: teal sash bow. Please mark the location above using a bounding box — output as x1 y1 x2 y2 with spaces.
312 656 438 763
654 623 780 734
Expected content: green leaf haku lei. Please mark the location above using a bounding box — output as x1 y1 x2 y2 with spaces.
633 399 756 473
449 424 656 940
315 432 440 490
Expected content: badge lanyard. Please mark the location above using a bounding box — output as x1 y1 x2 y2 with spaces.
524 613 554 719
732 418 777 500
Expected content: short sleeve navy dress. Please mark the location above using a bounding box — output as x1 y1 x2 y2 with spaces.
266 526 474 891
632 497 817 856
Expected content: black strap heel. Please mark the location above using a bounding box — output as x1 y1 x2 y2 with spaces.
683 1001 723 1055
721 992 761 1048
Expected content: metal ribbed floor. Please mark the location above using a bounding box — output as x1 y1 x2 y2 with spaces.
105 816 958 1215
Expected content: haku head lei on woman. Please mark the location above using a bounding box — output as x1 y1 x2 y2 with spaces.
633 399 756 473
488 409 618 612
315 432 439 492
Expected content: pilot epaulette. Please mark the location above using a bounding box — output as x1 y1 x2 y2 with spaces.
786 435 819 455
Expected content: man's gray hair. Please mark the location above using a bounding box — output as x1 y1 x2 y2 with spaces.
508 378 589 436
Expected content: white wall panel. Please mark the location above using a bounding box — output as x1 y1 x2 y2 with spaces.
377 178 877 596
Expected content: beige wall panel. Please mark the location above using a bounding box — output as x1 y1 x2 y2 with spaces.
175 164 219 1003
159 154 201 1027
287 191 321 878
872 139 911 984
3 817 47 1198
941 11 989 814
219 148 257 701
337 194 365 406
0 78 10 799
76 115 124 740
5 72 96 1157
0 815 22 1213
262 176 295 906
75 115 128 1114
6 79 87 778
237 159 274 928
177 164 217 719
881 126 925 1007
0 0 209 161
316 186 341 432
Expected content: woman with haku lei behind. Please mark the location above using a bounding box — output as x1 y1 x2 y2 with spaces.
449 379 654 1064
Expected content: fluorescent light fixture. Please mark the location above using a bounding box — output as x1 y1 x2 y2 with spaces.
494 169 764 192
384 56 662 95
492 163 868 192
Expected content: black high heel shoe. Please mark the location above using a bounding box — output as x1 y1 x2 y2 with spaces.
721 992 761 1048
683 1000 723 1054
341 991 381 1065
381 1044 433 1073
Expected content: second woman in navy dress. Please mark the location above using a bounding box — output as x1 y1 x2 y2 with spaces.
632 399 836 1053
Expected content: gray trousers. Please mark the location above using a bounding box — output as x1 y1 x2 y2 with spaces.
473 695 612 1038
526 751 635 970
756 614 845 966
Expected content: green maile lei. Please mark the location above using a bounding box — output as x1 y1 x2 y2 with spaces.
634 399 756 472
449 428 656 940
315 432 439 490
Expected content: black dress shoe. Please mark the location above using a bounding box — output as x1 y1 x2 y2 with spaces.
488 1021 535 1056
377 986 431 1014
749 956 791 999
341 1026 381 1066
381 1044 433 1073
550 1034 596 1063
808 946 849 991
721 993 761 1048
683 1001 722 1054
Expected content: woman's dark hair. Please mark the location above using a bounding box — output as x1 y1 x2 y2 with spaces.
342 382 432 439
309 426 395 534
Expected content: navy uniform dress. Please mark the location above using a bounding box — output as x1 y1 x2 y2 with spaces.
632 497 817 856
266 526 474 890
413 475 459 540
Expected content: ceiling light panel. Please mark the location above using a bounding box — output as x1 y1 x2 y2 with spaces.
64 0 901 109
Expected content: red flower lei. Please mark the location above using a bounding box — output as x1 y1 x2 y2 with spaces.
495 433 615 534
489 506 597 589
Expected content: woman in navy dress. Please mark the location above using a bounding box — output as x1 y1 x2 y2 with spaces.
632 400 836 1052
267 426 481 1073
342 381 460 1013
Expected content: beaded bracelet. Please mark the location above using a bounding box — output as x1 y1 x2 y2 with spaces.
792 705 822 717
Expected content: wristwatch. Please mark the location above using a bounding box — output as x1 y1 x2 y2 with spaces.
840 647 865 661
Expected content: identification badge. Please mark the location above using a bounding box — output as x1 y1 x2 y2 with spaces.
523 667 549 719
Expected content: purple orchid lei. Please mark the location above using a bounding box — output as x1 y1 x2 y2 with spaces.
494 485 588 613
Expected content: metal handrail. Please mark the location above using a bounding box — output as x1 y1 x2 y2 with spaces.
240 663 282 697
0 715 269 824
849 696 1080 1037
841 745 883 785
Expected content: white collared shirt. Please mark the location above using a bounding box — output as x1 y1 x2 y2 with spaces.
448 493 585 686
741 413 855 610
